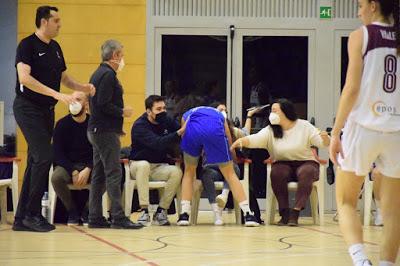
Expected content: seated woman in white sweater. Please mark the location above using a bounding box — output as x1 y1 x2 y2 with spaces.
231 99 330 225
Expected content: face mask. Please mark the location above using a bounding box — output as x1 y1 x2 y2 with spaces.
69 102 82 116
221 110 227 119
155 111 168 124
113 57 125 72
269 112 280 125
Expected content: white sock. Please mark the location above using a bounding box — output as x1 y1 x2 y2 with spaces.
379 261 394 266
181 200 191 215
211 203 219 212
239 200 251 214
375 199 381 209
221 189 229 198
348 244 368 266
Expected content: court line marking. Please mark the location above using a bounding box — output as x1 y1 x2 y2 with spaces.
70 225 160 266
298 226 379 246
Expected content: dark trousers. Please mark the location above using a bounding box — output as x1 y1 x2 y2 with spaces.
51 164 89 213
271 160 319 210
13 96 54 219
87 131 124 220
199 164 240 204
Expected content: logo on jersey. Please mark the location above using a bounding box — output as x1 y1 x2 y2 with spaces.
372 101 398 116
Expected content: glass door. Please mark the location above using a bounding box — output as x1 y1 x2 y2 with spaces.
233 29 315 127
155 28 231 119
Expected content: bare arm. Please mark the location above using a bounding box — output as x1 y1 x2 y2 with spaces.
17 62 75 105
330 28 363 165
331 29 363 136
61 72 95 96
224 120 238 162
244 107 262 134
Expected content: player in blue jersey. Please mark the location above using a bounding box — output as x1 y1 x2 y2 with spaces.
175 96 259 227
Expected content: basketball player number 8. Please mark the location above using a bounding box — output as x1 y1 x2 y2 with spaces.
383 55 397 93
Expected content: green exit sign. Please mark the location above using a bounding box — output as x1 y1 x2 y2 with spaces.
320 6 332 19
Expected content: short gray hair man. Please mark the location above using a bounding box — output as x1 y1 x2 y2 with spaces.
101 39 123 62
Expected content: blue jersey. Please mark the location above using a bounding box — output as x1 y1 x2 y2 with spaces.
181 106 231 164
183 106 225 133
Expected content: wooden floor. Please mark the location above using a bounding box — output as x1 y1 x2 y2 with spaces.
0 212 392 266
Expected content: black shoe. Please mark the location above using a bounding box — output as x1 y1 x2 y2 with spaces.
111 216 143 229
277 208 290 226
81 215 88 226
177 213 190 226
67 212 80 226
22 215 55 232
288 209 300 226
88 216 111 228
244 212 260 227
12 219 31 231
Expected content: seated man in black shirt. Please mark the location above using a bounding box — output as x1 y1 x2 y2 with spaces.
51 91 92 225
129 95 184 226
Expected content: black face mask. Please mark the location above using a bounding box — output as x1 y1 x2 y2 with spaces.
155 111 168 124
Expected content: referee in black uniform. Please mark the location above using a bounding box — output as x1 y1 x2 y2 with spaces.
12 6 95 232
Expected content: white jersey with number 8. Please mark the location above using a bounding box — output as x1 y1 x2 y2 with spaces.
348 22 400 132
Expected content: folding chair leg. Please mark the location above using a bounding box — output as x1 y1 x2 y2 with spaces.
102 193 109 218
124 180 135 217
363 176 373 226
0 187 7 224
234 200 242 225
310 187 319 225
190 189 201 225
175 185 182 216
48 167 57 224
11 161 19 216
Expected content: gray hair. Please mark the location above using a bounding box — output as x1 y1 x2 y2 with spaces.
101 39 123 61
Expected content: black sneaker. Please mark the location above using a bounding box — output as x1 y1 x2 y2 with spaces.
177 213 190 226
12 219 31 232
244 212 260 227
67 213 80 226
111 216 143 229
81 215 89 226
22 215 55 232
88 216 111 228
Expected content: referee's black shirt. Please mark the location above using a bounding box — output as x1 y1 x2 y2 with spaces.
15 33 67 107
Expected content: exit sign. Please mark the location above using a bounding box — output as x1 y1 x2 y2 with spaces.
320 6 332 19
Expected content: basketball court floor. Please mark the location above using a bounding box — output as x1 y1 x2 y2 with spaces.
0 212 389 266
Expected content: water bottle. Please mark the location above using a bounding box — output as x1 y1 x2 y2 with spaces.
41 192 49 220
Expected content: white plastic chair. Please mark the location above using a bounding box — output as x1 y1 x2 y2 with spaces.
0 157 19 224
124 160 182 217
361 175 374 226
265 155 326 225
48 165 108 224
190 158 251 225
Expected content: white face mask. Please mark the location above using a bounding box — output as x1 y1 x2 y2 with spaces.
116 57 125 72
269 112 280 125
69 102 82 116
221 110 227 119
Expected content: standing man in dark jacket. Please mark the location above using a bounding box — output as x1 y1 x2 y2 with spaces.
129 95 184 226
87 39 142 229
12 6 95 232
